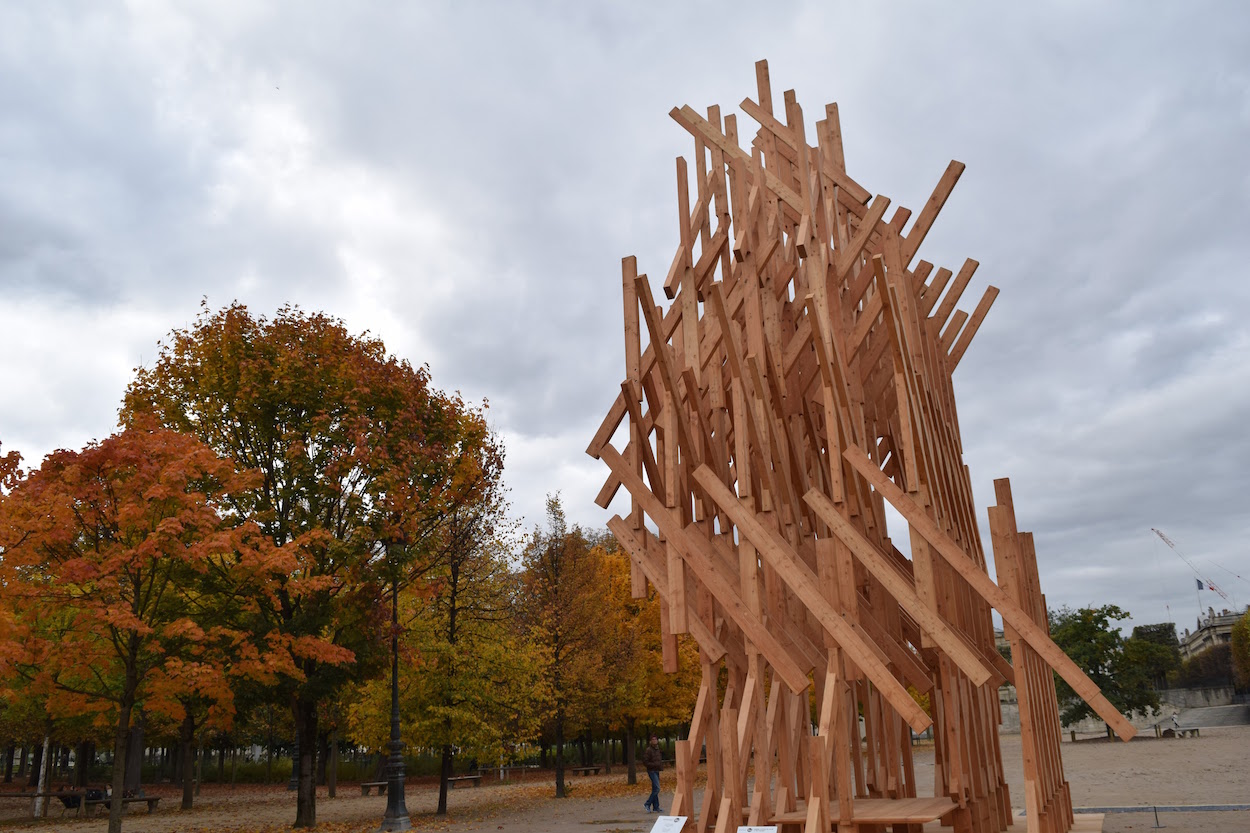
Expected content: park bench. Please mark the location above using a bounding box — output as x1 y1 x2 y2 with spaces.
83 795 161 815
493 764 539 782
360 781 389 795
570 765 601 776
448 774 481 788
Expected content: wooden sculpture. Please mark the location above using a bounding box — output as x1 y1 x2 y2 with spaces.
587 61 1129 833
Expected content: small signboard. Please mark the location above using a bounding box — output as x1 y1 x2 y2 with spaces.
649 816 688 833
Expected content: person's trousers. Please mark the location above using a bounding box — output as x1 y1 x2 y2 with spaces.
647 770 661 810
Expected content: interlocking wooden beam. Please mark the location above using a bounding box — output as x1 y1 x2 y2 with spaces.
588 60 1119 833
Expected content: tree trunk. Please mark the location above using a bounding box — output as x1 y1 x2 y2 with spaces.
625 717 637 785
327 730 338 798
33 735 51 818
195 733 203 796
539 742 548 769
316 731 329 786
25 744 42 788
124 710 144 795
217 741 226 783
180 711 195 810
436 742 453 815
231 746 238 789
554 714 566 799
292 697 318 828
3 746 13 783
74 741 93 788
108 698 134 833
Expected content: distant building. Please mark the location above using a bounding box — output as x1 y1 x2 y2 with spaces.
1180 606 1248 660
993 628 1016 705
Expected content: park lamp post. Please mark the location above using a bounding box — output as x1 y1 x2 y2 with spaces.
380 544 412 831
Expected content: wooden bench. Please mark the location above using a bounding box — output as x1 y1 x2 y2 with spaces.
83 796 161 816
570 765 601 776
448 774 481 788
360 781 388 795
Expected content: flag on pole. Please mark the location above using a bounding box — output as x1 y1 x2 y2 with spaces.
1196 578 1204 591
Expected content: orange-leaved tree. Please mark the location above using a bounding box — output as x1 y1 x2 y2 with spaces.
596 542 700 784
0 427 283 833
123 303 503 828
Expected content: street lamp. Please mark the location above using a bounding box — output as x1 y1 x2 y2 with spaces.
380 550 411 831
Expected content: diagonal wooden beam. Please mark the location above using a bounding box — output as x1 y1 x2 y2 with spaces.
600 445 812 692
607 517 727 662
841 444 1137 741
804 488 992 686
691 464 933 734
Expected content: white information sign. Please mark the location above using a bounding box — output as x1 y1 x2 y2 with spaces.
649 816 688 833
737 827 778 833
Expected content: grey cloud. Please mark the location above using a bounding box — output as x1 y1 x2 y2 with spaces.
1 1 1247 632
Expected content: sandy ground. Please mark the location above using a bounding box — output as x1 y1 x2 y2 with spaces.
0 726 1245 833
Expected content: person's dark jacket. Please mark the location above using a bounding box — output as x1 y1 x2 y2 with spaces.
642 744 663 773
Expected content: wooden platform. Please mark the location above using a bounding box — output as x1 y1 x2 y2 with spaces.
771 796 958 825
926 814 1103 832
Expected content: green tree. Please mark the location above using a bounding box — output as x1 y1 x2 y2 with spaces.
1129 623 1181 688
1049 605 1159 732
123 303 502 827
409 485 541 815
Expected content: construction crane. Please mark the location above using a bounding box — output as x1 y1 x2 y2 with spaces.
1152 527 1229 602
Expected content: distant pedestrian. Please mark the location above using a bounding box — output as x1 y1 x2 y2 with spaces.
642 735 663 813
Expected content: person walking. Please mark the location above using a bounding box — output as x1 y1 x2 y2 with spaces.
642 735 663 813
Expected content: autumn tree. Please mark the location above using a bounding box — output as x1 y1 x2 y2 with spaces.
518 496 607 798
1175 643 1234 688
411 484 543 814
1232 611 1250 690
123 303 502 827
1049 605 1160 731
0 427 276 833
594 542 699 784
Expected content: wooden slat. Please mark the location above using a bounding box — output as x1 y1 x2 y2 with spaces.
842 444 1137 741
692 465 932 734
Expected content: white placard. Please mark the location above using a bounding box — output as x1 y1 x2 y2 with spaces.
650 816 688 833
737 828 778 833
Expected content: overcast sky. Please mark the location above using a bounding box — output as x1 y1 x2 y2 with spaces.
1 2 1247 635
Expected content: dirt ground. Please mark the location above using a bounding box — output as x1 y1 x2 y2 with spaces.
0 726 1244 833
